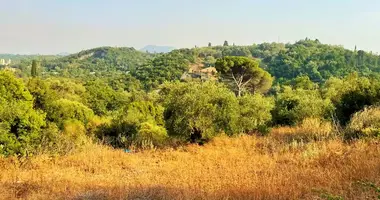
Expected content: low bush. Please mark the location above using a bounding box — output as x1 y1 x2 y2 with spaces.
238 94 274 134
346 106 380 139
272 87 334 126
133 121 168 149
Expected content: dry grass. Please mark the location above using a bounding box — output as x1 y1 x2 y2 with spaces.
0 135 380 200
270 118 337 143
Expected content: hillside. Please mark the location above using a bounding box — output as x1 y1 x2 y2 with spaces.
43 47 154 77
35 39 380 87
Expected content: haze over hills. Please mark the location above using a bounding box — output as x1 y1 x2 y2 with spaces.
140 45 176 53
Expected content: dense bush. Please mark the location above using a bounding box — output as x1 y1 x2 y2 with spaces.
346 106 380 139
323 74 380 124
84 80 130 115
0 71 46 155
160 81 239 141
272 87 334 125
102 101 166 148
47 99 94 127
238 94 274 133
134 121 168 149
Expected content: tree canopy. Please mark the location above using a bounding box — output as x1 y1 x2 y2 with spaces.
215 56 273 96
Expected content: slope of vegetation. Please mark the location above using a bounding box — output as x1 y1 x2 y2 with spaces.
43 47 154 78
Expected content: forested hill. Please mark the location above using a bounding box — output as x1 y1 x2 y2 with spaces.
7 39 379 89
191 39 380 83
43 47 155 77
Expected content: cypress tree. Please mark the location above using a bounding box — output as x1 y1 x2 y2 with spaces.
31 60 38 77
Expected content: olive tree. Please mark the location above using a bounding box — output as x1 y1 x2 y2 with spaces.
160 81 239 142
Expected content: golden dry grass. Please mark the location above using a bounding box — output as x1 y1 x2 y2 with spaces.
0 135 380 200
270 118 336 143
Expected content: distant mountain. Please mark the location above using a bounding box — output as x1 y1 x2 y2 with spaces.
140 45 176 53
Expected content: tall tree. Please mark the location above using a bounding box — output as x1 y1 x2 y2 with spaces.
215 56 273 96
208 42 212 47
31 60 39 77
223 40 229 46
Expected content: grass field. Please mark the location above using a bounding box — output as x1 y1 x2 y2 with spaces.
1 134 380 200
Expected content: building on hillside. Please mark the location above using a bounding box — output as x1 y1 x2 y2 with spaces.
181 67 218 81
0 59 5 65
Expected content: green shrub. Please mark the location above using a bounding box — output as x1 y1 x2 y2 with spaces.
84 80 130 115
323 74 380 125
47 99 94 127
272 86 334 126
238 94 274 133
346 106 380 139
102 101 166 148
0 71 46 156
133 121 168 149
160 81 239 141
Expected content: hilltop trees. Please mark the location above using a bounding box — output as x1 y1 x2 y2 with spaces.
215 56 273 96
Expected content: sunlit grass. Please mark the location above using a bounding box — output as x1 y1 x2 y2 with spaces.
0 135 379 199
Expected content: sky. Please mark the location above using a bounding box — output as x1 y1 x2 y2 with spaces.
1 0 380 54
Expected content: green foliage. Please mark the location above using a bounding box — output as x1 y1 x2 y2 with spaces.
84 80 130 115
286 75 316 90
272 87 334 125
132 49 195 90
160 81 239 141
238 94 274 133
46 78 87 102
267 39 380 82
31 60 39 77
27 78 56 110
47 99 94 127
0 71 46 155
103 101 166 148
4 39 380 155
134 122 168 149
44 47 153 78
346 106 380 139
215 56 273 96
323 73 380 124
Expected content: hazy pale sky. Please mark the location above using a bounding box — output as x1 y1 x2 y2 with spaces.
1 0 380 54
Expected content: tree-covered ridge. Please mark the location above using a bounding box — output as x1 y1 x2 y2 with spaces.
16 39 378 90
43 47 155 77
266 39 380 82
193 39 380 84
